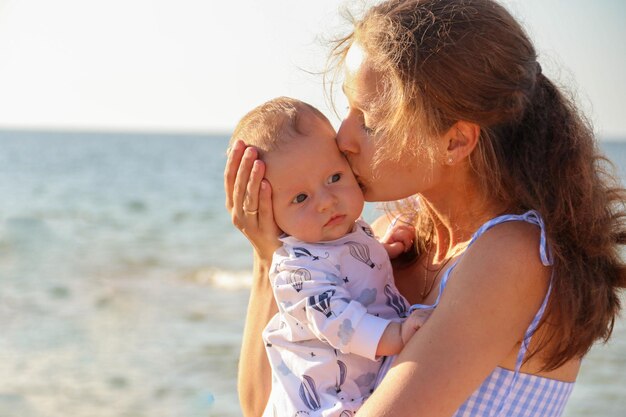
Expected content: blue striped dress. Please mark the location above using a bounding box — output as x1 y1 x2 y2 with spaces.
382 210 575 416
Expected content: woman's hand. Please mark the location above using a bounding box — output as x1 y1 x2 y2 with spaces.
224 140 281 260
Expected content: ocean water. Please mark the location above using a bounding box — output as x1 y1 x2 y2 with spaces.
0 130 624 417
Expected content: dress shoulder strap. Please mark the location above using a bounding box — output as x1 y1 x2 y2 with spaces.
409 210 553 316
467 210 553 266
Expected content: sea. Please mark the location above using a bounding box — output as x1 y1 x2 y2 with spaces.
0 130 624 417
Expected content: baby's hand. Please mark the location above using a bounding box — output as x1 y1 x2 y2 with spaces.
381 224 415 259
401 309 428 345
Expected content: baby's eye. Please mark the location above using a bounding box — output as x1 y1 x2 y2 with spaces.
362 124 374 135
328 173 341 184
292 193 308 204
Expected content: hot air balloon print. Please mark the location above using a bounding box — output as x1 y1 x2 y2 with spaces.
384 284 407 317
308 289 336 318
345 241 375 268
335 360 347 393
361 224 375 238
294 247 318 260
299 375 321 411
325 273 344 286
289 268 311 292
293 247 329 260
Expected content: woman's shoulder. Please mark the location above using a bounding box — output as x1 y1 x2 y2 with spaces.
427 220 553 360
472 216 544 254
448 219 551 304
465 218 547 271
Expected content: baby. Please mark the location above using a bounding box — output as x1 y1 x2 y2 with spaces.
230 97 422 417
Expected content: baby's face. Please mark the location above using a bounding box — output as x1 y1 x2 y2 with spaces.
264 116 364 243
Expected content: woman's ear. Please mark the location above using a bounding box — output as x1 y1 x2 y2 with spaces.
444 121 480 165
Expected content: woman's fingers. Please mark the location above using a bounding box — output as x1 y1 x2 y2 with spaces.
223 141 280 258
257 179 282 258
259 178 279 233
258 178 271 216
233 147 258 219
243 160 264 216
224 140 246 211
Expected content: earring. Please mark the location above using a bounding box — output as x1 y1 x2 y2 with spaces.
447 157 453 165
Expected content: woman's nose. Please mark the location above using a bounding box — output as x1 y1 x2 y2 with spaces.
336 117 359 155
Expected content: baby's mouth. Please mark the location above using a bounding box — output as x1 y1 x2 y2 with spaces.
325 214 345 227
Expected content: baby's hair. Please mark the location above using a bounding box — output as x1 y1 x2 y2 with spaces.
230 97 331 159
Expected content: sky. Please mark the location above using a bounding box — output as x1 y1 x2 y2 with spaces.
0 0 624 138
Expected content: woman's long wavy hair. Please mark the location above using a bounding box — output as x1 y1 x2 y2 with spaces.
327 0 626 370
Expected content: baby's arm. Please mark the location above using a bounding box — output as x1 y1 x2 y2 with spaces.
376 310 427 356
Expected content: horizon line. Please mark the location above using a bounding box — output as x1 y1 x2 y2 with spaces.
0 126 624 142
0 125 233 137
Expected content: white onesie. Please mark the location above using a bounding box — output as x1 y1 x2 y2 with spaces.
262 219 409 417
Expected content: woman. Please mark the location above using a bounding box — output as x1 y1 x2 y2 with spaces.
224 0 625 416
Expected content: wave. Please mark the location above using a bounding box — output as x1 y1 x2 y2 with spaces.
183 267 252 291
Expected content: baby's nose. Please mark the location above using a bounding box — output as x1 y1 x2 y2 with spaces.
317 190 337 212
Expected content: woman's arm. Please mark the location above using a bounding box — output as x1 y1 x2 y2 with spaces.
224 140 281 416
357 222 552 417
238 253 277 417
